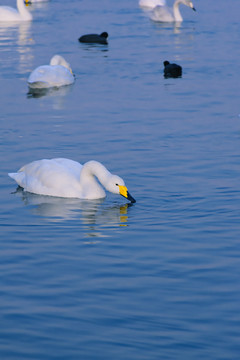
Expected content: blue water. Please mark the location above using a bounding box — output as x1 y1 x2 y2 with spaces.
1 0 240 359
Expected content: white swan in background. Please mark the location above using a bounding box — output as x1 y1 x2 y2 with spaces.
151 0 196 22
27 55 75 89
0 0 32 22
8 158 136 203
139 0 166 9
25 0 49 3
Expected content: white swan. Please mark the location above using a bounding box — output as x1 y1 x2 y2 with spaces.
151 0 196 22
0 0 32 22
27 55 75 89
25 0 49 3
8 158 136 202
139 0 166 9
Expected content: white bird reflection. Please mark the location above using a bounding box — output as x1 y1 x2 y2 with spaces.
27 83 73 98
27 84 74 110
152 19 182 34
12 187 132 237
0 21 34 74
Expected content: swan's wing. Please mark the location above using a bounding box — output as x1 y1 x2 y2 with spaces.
52 159 83 178
28 66 53 87
139 0 166 8
0 7 18 20
0 7 18 14
9 159 82 197
151 5 174 22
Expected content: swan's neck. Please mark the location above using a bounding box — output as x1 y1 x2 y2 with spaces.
173 0 183 21
17 0 32 20
80 161 111 198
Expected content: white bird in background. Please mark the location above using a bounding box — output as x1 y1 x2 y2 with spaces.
25 0 49 3
139 0 166 9
0 0 32 22
9 158 136 203
151 0 196 22
27 55 75 89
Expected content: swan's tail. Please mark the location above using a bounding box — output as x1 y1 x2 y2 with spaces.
8 172 25 187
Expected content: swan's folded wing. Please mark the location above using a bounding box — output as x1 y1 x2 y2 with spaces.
151 5 173 22
9 159 82 198
28 66 51 87
0 7 18 20
52 158 82 178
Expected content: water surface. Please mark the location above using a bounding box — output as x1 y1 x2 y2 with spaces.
0 0 240 359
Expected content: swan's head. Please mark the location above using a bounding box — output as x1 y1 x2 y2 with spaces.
50 55 74 74
107 175 136 203
185 1 196 11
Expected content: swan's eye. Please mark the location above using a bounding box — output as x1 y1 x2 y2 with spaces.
115 183 119 186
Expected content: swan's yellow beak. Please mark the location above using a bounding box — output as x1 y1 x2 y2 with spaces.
119 185 136 203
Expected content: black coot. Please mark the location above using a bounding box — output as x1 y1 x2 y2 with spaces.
163 61 182 78
78 32 108 44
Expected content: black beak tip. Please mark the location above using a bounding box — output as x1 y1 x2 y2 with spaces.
127 191 136 204
192 7 196 11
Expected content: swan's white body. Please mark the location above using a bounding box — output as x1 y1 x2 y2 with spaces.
151 0 195 22
139 0 166 9
0 0 32 22
9 158 136 202
28 55 75 89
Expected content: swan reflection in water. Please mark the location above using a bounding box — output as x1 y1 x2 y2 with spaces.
27 84 73 98
12 187 133 238
0 21 34 74
152 20 182 34
27 84 74 110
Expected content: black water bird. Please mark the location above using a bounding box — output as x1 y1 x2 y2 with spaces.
78 32 108 45
163 61 182 78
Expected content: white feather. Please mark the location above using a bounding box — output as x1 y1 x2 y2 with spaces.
151 0 196 22
0 0 32 22
28 55 75 89
9 158 135 202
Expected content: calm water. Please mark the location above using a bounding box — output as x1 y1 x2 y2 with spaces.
0 0 240 359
